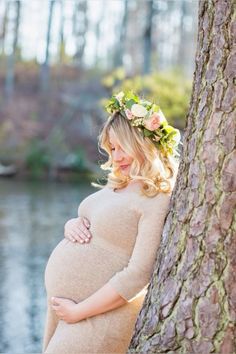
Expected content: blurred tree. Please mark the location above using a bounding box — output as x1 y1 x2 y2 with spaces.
40 0 55 92
58 0 66 64
0 1 9 56
94 15 101 66
5 0 21 99
177 0 198 76
153 0 196 75
92 0 106 67
143 0 154 74
123 0 144 74
177 0 189 69
73 0 88 68
128 0 236 353
113 0 129 68
158 0 177 70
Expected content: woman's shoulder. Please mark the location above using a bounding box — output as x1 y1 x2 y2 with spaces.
140 190 171 205
135 189 172 218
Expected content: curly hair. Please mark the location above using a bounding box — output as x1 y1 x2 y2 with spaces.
91 112 180 197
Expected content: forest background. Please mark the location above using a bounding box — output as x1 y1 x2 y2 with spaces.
0 0 198 181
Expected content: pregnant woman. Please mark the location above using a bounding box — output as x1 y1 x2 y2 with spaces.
42 91 181 353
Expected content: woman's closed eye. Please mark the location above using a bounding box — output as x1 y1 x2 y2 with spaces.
111 146 123 151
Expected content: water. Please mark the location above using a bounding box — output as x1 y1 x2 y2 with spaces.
0 179 95 353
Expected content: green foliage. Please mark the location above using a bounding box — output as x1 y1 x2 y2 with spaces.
101 66 126 87
101 69 192 129
25 140 51 178
66 148 88 172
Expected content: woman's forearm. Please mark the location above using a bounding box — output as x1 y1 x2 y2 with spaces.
75 283 127 321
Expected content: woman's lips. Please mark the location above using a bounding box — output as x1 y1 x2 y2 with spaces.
120 164 129 169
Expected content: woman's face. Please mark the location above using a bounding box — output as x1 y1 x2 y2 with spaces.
108 129 134 176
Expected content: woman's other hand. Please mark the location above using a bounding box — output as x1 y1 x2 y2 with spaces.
51 296 81 324
64 217 92 244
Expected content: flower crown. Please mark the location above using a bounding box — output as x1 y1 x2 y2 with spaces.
105 91 182 157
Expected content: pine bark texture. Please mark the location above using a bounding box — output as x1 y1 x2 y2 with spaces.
128 0 236 353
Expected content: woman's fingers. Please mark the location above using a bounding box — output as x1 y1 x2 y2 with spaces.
83 217 90 229
78 218 92 239
77 228 91 243
64 216 92 244
80 223 92 239
66 228 91 244
71 224 91 243
66 230 80 243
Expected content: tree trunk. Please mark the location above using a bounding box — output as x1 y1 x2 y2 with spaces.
40 0 55 92
128 0 236 353
0 1 9 55
113 0 128 68
58 0 65 64
94 0 106 67
73 0 88 67
177 0 188 69
5 0 21 99
143 0 154 74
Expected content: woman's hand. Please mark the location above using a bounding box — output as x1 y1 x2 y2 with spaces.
64 216 92 244
51 297 81 324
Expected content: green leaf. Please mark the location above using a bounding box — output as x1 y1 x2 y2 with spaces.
160 120 168 127
152 104 160 112
143 128 153 137
167 130 177 138
113 98 120 109
163 125 174 134
126 99 136 109
125 91 139 102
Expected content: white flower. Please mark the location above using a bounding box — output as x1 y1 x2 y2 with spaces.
173 129 181 145
131 104 148 117
158 109 167 123
115 92 125 104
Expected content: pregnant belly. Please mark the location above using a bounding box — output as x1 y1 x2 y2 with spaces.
44 238 129 302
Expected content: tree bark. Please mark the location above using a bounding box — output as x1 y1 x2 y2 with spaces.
128 0 236 353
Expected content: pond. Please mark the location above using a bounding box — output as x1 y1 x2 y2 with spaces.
0 179 95 353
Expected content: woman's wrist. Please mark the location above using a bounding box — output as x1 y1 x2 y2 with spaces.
75 301 87 322
74 283 127 322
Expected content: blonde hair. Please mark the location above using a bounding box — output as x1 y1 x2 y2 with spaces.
91 112 180 197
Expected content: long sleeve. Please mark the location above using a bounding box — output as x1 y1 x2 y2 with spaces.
107 192 171 302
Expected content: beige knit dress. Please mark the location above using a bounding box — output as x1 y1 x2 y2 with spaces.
42 184 171 354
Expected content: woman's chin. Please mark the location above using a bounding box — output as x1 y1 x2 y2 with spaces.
120 169 130 176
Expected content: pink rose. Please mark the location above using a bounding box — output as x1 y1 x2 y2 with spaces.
144 112 162 131
125 109 134 120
